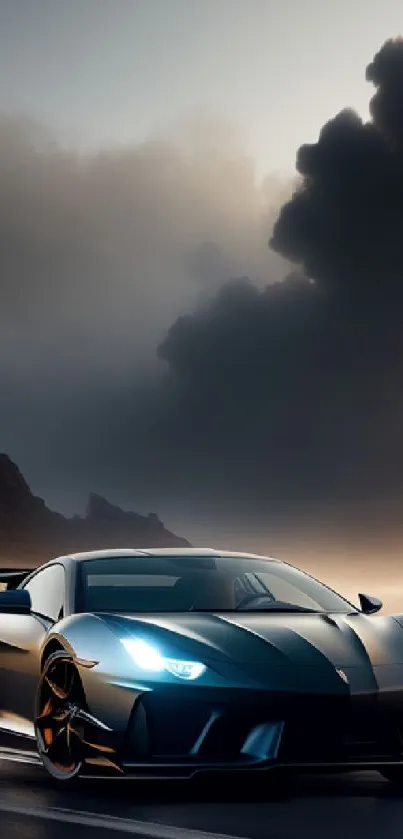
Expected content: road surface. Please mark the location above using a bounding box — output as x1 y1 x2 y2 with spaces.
0 749 402 839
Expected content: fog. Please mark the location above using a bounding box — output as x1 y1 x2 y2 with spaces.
0 113 290 388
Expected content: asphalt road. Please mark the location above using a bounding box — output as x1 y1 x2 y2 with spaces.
0 752 403 839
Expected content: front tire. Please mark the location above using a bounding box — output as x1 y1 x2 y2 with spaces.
34 651 84 782
35 650 121 783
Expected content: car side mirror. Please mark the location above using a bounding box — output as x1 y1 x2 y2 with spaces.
0 589 31 615
358 592 382 614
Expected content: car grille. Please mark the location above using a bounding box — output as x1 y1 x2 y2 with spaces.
126 689 403 766
278 706 403 764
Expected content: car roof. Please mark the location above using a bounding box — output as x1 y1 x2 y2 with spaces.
58 548 280 563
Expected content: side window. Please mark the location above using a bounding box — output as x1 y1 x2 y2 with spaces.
22 565 65 621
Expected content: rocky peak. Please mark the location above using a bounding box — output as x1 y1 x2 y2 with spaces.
0 453 31 497
0 455 190 565
0 453 46 516
86 493 126 521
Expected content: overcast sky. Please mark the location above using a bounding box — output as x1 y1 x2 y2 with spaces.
1 1 403 549
1 0 402 175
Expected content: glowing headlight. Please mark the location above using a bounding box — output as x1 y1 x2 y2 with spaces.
121 638 206 680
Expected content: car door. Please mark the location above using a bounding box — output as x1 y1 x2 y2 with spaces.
0 563 65 732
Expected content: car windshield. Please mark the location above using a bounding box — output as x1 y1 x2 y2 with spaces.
78 555 354 614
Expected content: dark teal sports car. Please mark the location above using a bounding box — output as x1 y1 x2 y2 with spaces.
0 548 402 785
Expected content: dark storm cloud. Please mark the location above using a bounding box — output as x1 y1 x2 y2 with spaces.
367 37 403 145
270 38 403 296
100 37 403 536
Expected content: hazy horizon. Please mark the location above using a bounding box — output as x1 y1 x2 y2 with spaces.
2 3 403 582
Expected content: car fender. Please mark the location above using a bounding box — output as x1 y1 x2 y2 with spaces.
42 613 143 732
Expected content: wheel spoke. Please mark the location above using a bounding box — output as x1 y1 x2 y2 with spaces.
37 697 54 721
37 704 69 734
43 724 69 757
45 676 69 700
68 725 116 753
43 728 53 747
66 723 73 755
45 658 75 700
73 708 112 731
62 662 74 698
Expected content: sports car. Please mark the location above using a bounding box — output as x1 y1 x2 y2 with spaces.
0 547 403 785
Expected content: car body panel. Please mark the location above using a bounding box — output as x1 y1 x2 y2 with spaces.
0 549 403 777
0 611 49 726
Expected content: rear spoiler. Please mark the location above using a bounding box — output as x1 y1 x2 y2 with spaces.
0 569 33 588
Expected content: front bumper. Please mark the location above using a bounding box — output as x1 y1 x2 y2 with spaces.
101 685 403 778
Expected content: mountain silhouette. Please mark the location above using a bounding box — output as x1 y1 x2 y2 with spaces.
0 454 190 567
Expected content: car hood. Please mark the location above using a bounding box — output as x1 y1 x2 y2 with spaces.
98 609 403 674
